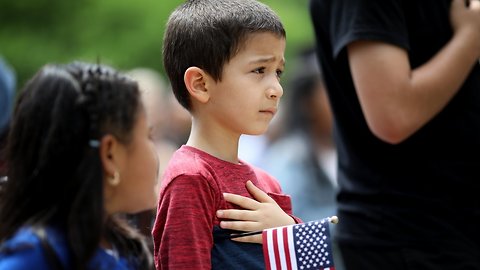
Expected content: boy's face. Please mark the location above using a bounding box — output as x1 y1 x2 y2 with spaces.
205 32 285 136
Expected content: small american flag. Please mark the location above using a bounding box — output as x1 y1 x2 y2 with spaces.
262 218 335 270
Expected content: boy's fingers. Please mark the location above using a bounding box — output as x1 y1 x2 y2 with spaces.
245 180 274 203
231 234 262 244
223 192 259 209
216 209 255 221
219 220 258 231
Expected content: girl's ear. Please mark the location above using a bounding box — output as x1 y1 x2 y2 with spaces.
99 134 120 177
184 67 210 104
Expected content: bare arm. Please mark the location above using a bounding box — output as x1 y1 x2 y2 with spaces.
348 0 480 144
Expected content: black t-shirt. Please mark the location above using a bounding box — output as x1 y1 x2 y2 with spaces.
310 0 480 248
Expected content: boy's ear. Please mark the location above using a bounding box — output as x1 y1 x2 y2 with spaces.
184 67 210 103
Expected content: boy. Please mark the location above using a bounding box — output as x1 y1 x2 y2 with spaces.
152 0 301 269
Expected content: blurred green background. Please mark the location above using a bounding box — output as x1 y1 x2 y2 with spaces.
0 0 315 90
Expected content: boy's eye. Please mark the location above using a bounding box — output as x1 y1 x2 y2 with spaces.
276 69 284 78
253 67 265 74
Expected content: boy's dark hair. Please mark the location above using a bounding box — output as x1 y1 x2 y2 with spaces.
0 62 152 269
163 0 286 110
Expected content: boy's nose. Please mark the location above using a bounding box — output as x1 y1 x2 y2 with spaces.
267 80 283 99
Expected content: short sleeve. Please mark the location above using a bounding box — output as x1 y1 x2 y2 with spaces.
330 0 409 57
153 174 217 269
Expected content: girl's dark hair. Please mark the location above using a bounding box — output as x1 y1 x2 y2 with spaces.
0 62 152 269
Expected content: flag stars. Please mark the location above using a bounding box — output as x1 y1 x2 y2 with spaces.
264 218 335 270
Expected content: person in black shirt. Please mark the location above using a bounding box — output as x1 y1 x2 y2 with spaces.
310 0 480 269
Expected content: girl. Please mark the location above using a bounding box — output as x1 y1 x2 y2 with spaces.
0 62 158 269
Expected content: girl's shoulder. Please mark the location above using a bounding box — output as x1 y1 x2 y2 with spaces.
0 227 137 270
0 227 65 269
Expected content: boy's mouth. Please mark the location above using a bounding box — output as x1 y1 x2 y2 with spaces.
259 107 277 115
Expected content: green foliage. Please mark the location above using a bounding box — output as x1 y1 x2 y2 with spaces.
1 0 314 89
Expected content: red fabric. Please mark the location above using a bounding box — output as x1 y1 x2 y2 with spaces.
152 146 300 269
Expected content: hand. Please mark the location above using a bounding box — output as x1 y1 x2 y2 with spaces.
450 0 480 53
216 180 295 243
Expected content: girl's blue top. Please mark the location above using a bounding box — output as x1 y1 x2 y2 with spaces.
0 226 137 270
